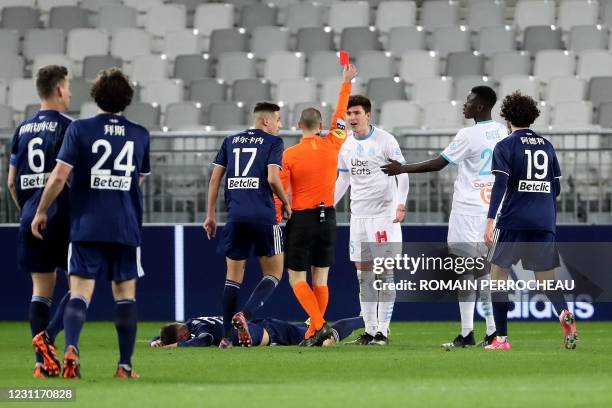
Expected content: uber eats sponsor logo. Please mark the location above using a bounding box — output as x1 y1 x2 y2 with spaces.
351 158 370 175
21 173 50 189
228 177 259 189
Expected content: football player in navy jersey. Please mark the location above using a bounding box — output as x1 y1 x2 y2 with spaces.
31 68 150 378
7 65 73 378
204 102 291 349
150 316 364 348
484 92 578 350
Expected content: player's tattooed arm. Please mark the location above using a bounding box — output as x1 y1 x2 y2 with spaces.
381 156 448 176
7 165 19 210
204 165 226 239
31 162 72 240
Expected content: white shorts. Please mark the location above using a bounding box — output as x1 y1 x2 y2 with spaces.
349 216 402 262
447 212 488 258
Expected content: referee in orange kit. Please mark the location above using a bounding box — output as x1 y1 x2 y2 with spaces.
275 63 357 346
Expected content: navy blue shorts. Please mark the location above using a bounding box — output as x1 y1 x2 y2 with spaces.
241 321 265 346
257 318 306 346
218 222 283 260
489 228 560 271
17 199 69 274
68 242 144 282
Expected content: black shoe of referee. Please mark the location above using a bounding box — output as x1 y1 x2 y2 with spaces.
299 323 333 347
344 331 374 345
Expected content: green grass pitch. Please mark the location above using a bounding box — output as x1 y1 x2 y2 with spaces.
1 321 611 408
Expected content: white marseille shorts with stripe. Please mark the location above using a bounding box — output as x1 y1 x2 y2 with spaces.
68 242 145 282
349 216 402 262
447 211 488 258
219 222 283 260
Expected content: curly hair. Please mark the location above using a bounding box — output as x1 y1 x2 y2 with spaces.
90 68 134 114
500 91 540 128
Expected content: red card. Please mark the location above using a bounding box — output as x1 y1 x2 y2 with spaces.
339 50 349 66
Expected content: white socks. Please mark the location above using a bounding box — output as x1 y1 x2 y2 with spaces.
376 269 396 336
357 269 378 336
478 274 497 335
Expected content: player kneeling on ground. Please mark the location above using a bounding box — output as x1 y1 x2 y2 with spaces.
32 68 151 378
484 91 578 350
150 316 364 348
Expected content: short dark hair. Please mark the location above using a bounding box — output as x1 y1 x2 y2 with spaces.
500 91 540 127
347 95 372 113
299 107 322 130
471 86 497 108
253 102 280 113
160 323 183 345
36 65 68 99
90 68 134 114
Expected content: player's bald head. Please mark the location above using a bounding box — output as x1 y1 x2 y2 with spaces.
298 108 322 133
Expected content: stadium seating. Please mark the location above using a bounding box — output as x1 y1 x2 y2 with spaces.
386 26 426 55
188 78 227 111
140 79 184 110
0 55 23 81
97 4 138 33
208 28 248 60
355 51 395 82
207 101 245 130
0 29 19 54
251 26 290 58
0 0 610 129
164 102 203 130
23 29 65 60
379 100 421 130
375 1 417 33
514 0 555 30
423 101 462 129
0 103 13 130
398 51 440 83
145 3 186 37
49 6 89 31
568 25 608 53
296 27 334 56
421 0 459 30
162 30 203 60
477 25 516 56
291 101 332 127
467 0 504 30
232 78 271 106
277 78 317 108
173 54 211 85
124 102 161 130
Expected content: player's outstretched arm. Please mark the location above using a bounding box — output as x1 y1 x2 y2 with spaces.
31 162 72 240
204 165 226 240
7 165 19 210
381 156 449 176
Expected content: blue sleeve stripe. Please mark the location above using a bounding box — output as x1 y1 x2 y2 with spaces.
440 153 456 165
338 168 349 172
9 154 16 166
400 160 407 165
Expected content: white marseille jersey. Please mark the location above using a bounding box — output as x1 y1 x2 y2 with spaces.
441 120 508 215
338 126 406 218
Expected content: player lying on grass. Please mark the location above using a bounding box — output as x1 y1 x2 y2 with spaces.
150 316 364 348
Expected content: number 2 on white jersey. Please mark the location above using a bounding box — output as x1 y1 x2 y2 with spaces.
92 140 136 177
